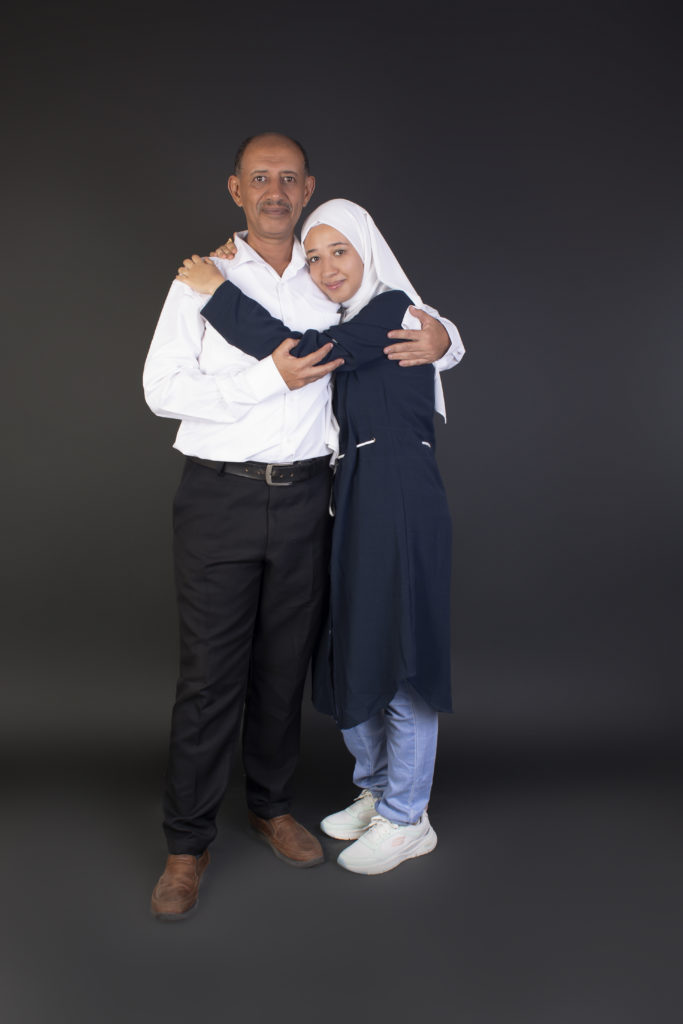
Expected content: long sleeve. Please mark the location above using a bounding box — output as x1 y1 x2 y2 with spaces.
143 280 287 425
201 281 415 372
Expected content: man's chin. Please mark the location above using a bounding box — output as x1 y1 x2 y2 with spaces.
258 216 296 238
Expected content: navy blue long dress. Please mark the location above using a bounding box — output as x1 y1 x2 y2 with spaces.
201 282 452 729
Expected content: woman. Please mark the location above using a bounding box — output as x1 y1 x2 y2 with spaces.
177 200 455 875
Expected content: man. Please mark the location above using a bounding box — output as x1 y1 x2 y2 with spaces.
143 132 463 920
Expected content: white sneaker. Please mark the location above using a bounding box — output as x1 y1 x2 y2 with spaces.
336 812 437 875
320 789 377 840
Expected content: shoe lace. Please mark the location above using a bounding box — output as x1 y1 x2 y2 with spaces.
355 789 375 804
363 815 398 846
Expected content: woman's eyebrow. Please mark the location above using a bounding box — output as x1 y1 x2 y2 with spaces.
305 240 348 255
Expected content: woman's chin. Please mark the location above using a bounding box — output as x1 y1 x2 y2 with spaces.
323 285 354 304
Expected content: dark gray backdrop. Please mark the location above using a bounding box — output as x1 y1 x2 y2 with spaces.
3 1 682 1022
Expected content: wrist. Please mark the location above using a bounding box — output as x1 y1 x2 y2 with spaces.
206 275 225 295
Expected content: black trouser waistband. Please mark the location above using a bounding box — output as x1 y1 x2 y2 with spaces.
187 455 331 486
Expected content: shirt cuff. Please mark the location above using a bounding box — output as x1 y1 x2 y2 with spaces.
434 320 465 371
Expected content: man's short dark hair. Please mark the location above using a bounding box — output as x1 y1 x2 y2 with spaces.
233 133 311 177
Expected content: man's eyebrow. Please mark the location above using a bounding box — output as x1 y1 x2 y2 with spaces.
249 168 299 175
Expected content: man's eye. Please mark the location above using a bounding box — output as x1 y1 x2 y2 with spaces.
282 176 296 184
253 175 267 183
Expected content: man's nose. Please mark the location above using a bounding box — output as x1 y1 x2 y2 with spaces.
266 182 287 201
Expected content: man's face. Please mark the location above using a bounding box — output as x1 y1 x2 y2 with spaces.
228 136 315 242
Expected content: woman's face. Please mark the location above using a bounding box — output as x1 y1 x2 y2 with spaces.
304 224 364 305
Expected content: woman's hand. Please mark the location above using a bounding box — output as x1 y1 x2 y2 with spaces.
175 254 225 294
210 237 238 260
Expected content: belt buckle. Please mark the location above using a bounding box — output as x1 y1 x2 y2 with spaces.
265 463 293 486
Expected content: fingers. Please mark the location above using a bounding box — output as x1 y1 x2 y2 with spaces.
273 338 344 389
384 335 422 357
210 237 237 259
386 351 431 362
297 358 345 382
273 337 300 356
176 254 203 276
301 342 335 366
408 305 430 324
275 339 335 365
385 329 419 343
384 341 432 362
385 310 430 337
273 342 344 388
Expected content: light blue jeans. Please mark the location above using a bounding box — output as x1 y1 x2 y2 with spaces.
341 682 439 825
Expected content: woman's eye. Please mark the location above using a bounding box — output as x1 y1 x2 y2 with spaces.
307 256 319 264
334 249 346 256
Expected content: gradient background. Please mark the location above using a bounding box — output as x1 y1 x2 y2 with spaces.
3 1 683 1021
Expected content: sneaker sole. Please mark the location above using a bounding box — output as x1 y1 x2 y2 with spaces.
337 827 438 875
320 821 371 840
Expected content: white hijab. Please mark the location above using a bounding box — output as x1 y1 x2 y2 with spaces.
300 199 422 320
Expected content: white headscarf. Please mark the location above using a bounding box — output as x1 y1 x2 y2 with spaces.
300 199 422 320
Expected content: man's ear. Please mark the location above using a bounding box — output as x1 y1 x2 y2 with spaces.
302 175 316 208
227 175 243 208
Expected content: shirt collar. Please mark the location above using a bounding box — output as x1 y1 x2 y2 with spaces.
231 230 308 279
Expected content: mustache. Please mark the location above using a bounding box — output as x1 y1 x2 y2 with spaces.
259 200 292 212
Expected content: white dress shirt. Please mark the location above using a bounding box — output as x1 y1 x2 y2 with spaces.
143 233 465 463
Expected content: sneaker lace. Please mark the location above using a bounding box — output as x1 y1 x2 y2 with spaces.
364 815 398 847
355 789 374 804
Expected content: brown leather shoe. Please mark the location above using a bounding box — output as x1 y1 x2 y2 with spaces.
248 812 324 867
150 851 210 921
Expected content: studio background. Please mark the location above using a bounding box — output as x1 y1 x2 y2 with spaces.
2 2 682 1022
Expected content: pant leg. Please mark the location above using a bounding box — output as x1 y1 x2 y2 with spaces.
374 683 439 825
163 461 269 854
242 467 333 817
341 712 388 797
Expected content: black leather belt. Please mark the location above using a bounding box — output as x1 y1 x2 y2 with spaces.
188 455 331 486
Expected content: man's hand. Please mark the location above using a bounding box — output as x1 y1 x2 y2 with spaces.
272 338 344 390
384 306 450 367
210 237 238 259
